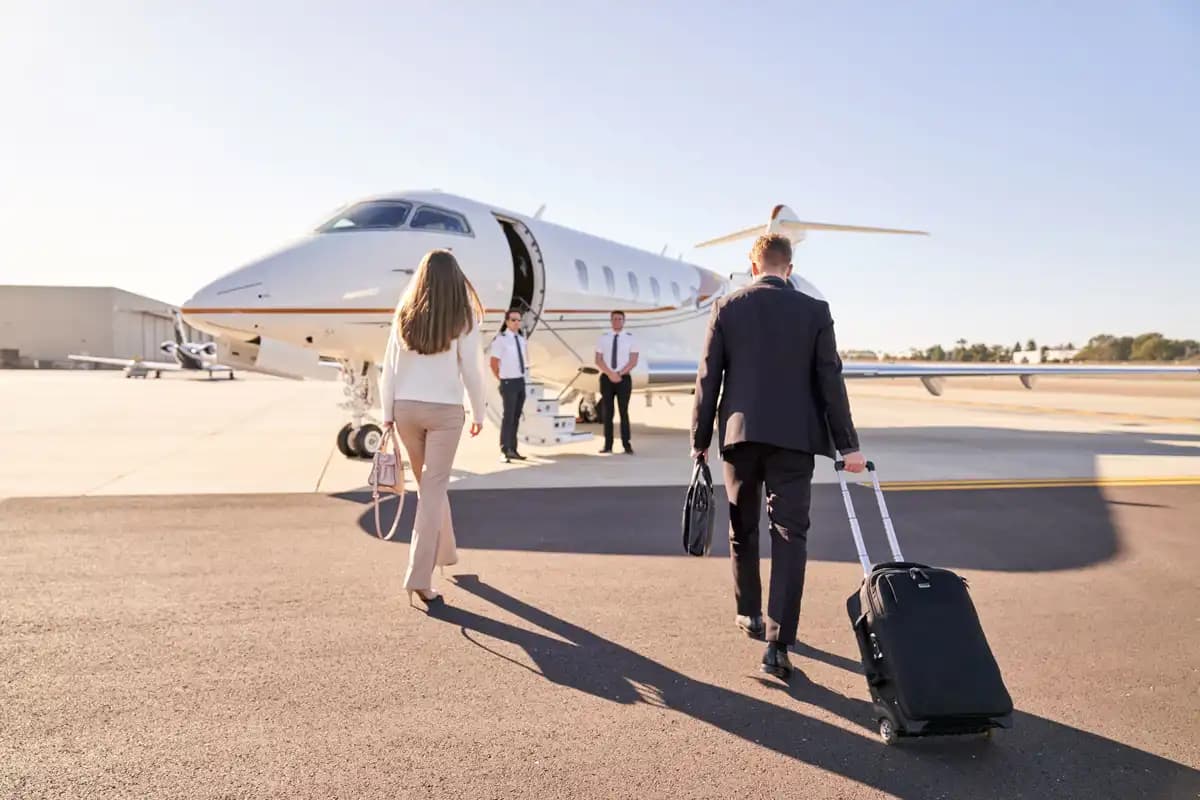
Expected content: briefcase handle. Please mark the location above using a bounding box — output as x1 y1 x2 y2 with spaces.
834 460 904 575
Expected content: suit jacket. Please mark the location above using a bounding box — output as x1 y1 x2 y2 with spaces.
691 275 859 458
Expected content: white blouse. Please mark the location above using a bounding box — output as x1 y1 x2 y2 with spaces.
379 322 488 425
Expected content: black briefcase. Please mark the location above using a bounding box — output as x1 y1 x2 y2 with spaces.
682 457 716 556
836 460 1013 745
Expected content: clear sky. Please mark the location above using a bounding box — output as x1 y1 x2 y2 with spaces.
2 1 1197 352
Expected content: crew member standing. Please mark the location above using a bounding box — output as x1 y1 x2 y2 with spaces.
490 310 529 463
595 310 638 454
691 234 866 680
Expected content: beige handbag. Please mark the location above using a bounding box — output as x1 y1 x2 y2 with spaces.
368 425 406 540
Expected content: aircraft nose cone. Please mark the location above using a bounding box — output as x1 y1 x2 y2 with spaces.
181 282 233 338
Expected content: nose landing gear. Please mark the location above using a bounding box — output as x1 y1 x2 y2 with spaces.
337 422 383 459
335 359 384 459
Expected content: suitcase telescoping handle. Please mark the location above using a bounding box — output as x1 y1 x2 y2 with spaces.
834 459 904 576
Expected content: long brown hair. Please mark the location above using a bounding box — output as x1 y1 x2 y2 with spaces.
395 249 484 355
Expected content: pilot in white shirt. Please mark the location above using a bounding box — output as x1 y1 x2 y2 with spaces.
594 310 639 454
490 310 530 462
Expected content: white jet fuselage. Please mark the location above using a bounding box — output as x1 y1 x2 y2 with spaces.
183 190 735 390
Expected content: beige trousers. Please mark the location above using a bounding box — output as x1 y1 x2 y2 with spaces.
392 400 464 591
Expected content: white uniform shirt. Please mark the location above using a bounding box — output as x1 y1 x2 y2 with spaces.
489 330 529 380
595 330 637 373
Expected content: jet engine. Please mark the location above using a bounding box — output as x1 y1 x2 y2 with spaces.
160 341 179 355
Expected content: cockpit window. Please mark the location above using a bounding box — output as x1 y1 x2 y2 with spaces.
315 200 412 232
411 206 472 235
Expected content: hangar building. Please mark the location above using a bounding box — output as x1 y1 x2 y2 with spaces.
0 285 204 368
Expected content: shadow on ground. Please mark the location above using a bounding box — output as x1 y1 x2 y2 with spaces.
341 482 1199 573
427 574 1198 800
339 427 1200 572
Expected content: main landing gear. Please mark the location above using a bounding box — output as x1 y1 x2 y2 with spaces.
576 394 600 424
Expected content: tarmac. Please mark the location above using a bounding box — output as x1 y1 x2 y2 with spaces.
2 369 1199 798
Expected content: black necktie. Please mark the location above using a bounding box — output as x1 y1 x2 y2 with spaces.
611 334 619 370
515 334 525 375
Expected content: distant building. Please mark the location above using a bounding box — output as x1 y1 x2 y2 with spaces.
1013 347 1079 365
0 285 204 368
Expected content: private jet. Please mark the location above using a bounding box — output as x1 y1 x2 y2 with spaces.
70 309 235 379
181 191 1197 458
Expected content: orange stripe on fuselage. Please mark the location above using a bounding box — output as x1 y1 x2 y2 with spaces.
180 299 711 317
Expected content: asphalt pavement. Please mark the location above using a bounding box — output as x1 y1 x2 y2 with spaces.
3 482 1198 799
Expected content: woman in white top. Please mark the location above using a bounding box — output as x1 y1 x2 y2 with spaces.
380 249 487 605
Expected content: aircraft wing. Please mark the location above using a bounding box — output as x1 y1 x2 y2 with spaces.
841 362 1200 378
644 359 1198 393
68 355 182 370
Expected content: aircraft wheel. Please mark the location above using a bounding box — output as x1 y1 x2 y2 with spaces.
577 398 600 424
353 424 383 458
228 372 235 380
336 424 357 458
878 718 899 746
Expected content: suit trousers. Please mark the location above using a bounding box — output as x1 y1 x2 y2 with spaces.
498 378 525 453
599 374 632 449
722 442 815 646
392 400 463 591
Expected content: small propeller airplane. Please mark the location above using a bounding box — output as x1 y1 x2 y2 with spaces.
180 192 1197 457
70 310 235 379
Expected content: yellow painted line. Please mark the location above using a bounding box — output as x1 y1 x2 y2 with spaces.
873 475 1200 492
954 401 1200 424
903 397 1200 425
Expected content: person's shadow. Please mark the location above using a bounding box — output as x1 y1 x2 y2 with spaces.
426 574 1198 800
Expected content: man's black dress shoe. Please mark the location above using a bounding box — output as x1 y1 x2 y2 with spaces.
509 451 527 461
623 444 635 455
760 642 793 680
735 614 765 639
599 447 613 454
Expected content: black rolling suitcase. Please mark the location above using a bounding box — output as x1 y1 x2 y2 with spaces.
835 460 1013 745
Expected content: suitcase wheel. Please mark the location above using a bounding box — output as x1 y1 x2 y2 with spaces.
878 718 899 746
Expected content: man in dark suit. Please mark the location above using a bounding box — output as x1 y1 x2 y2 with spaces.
691 233 866 679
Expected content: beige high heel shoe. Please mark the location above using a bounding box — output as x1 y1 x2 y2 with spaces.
407 589 443 607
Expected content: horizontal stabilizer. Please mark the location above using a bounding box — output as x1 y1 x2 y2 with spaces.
696 204 928 248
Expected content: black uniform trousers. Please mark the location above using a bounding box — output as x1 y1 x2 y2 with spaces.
599 374 632 449
498 378 525 454
722 442 815 646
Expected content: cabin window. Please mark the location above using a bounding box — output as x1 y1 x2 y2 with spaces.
649 277 661 304
627 271 639 298
671 281 682 304
315 200 411 232
602 266 616 295
575 259 589 291
410 205 472 235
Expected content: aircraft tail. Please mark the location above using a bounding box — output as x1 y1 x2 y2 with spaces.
172 309 186 345
695 204 928 248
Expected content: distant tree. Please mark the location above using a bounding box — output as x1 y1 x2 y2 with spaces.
1013 341 1022 353
1066 341 1075 350
1026 338 1037 351
1131 333 1168 361
927 344 947 361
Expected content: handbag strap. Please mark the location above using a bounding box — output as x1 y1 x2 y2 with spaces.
371 426 406 541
